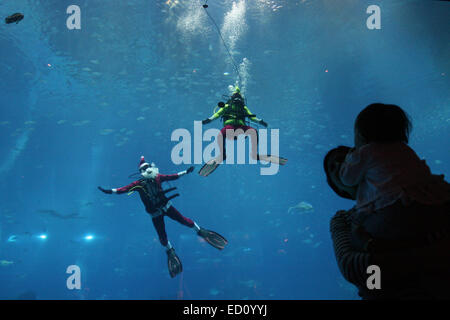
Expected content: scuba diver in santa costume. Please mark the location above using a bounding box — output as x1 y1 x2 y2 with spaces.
98 156 228 278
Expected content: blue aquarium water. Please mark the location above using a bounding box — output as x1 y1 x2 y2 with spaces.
0 0 448 300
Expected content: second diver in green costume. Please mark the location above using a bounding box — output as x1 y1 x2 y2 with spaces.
199 87 287 176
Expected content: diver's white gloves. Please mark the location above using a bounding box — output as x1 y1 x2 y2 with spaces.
178 166 194 176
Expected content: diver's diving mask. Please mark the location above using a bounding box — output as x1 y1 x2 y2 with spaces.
231 93 244 105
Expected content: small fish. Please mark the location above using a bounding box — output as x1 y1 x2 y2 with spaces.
288 201 314 214
100 128 115 135
0 260 14 266
313 242 322 248
5 13 24 24
37 209 83 220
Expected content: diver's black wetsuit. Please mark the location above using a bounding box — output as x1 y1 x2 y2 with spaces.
113 173 195 246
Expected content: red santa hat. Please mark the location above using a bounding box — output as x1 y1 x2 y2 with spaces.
139 156 149 170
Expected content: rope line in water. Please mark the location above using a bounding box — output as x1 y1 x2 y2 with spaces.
202 2 243 87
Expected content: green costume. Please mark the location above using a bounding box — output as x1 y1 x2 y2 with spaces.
204 87 266 127
208 102 260 126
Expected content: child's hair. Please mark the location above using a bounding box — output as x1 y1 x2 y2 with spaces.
355 103 412 144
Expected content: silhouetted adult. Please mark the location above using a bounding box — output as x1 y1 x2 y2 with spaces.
324 103 450 299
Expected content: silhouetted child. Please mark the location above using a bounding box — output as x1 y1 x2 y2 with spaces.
339 103 450 249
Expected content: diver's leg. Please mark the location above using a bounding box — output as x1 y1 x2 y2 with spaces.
199 129 225 176
153 214 182 277
166 205 228 250
216 126 229 163
242 125 287 165
152 215 171 249
241 126 259 161
165 206 195 228
199 126 231 176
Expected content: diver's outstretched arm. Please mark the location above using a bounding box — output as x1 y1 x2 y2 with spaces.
159 166 194 182
178 166 194 176
98 186 112 194
201 103 225 125
244 106 267 127
98 180 141 195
